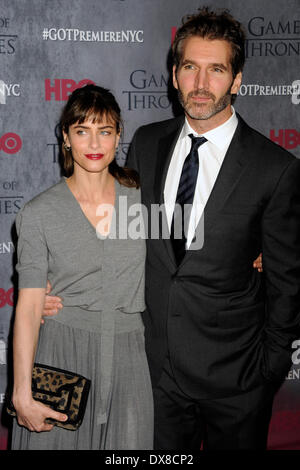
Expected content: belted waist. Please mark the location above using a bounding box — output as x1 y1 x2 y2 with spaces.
46 306 144 334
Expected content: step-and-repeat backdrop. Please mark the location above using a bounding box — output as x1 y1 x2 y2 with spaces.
0 0 299 450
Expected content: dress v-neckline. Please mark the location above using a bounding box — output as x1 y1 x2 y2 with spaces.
61 177 119 237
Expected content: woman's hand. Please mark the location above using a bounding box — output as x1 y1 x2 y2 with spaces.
253 253 263 272
13 396 68 432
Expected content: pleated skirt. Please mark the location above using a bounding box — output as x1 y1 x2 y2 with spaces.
11 316 154 450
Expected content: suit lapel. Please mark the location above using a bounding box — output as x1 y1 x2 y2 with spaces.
153 118 184 205
180 115 252 267
203 115 250 221
153 117 184 269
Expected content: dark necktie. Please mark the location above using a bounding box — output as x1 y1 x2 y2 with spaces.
170 134 207 265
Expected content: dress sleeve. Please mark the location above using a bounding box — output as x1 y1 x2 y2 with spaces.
15 202 48 288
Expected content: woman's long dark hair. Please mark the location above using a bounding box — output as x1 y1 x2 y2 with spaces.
60 84 139 188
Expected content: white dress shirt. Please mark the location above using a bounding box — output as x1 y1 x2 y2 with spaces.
164 107 238 248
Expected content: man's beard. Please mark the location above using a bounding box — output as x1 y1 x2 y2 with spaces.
177 83 233 121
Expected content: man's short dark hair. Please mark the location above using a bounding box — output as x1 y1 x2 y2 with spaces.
172 7 246 78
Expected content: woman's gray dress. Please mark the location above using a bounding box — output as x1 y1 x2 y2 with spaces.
11 178 153 450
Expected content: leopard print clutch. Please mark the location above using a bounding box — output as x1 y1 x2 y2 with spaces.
6 363 91 431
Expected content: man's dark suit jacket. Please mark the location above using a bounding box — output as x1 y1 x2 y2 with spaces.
127 113 300 400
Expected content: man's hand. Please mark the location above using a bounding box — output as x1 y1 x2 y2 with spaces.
41 256 262 323
41 281 63 324
253 253 263 272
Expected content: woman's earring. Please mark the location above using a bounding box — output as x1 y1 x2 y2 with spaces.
63 142 71 151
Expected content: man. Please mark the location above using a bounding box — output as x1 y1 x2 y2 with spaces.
125 7 300 450
44 8 300 450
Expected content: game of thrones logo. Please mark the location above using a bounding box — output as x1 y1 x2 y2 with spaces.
123 69 171 110
246 16 300 57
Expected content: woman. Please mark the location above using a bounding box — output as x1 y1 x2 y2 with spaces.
11 84 153 450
